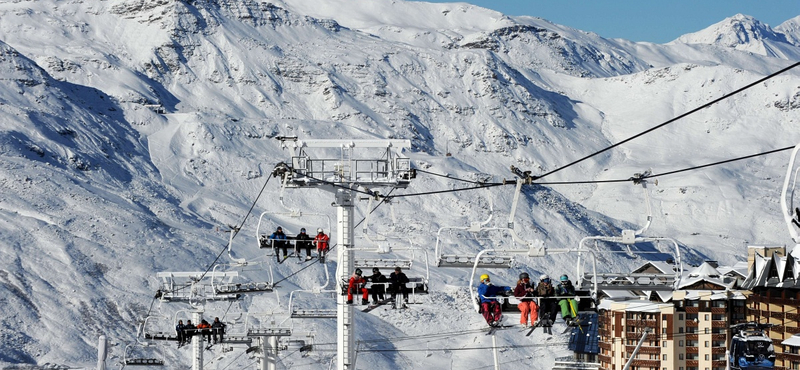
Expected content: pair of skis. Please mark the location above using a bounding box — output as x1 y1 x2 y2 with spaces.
362 298 406 313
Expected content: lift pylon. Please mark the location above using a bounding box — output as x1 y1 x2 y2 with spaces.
274 138 414 370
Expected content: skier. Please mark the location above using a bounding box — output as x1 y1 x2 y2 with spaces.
184 320 197 345
175 319 186 346
211 317 226 344
389 267 410 308
556 274 578 326
314 228 330 261
513 272 539 328
269 226 288 262
347 268 369 305
295 228 313 261
196 319 212 343
367 267 388 304
535 274 558 326
477 273 512 327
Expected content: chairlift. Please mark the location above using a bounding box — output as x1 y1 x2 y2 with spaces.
284 289 338 320
210 262 275 295
729 322 775 370
254 210 332 261
337 236 430 304
122 343 164 367
153 271 244 304
575 175 683 292
468 247 599 319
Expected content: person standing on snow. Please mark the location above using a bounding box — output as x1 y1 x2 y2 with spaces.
477 273 511 327
514 272 539 328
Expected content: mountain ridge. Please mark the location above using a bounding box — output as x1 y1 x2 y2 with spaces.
0 0 798 367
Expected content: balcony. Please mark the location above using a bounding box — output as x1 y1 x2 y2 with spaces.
685 307 699 313
686 346 699 354
599 342 612 350
777 352 800 362
787 312 800 321
686 320 698 327
626 346 661 355
785 326 800 334
771 325 786 333
686 360 699 367
712 334 727 341
711 307 727 314
598 354 611 364
627 319 659 327
712 321 728 328
771 311 786 319
712 360 728 367
712 347 727 354
629 359 661 367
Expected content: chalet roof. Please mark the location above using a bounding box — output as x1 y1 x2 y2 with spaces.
688 262 721 278
742 249 800 290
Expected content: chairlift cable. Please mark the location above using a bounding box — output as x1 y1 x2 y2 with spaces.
533 60 800 182
415 168 494 185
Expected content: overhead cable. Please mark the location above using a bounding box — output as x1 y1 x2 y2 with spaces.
533 60 800 181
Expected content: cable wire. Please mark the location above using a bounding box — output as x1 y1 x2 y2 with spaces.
533 60 800 181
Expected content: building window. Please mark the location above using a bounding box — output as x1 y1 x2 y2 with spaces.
705 328 710 334
679 354 684 360
679 314 684 320
790 362 799 370
663 341 667 348
663 354 668 360
704 314 709 321
705 354 710 360
705 341 709 347
679 340 684 347
679 327 684 333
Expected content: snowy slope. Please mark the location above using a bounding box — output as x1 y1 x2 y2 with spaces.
0 0 798 368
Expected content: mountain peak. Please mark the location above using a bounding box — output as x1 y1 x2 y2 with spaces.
672 14 791 55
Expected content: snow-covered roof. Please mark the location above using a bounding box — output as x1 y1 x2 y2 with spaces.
688 262 721 278
742 248 800 290
782 334 800 347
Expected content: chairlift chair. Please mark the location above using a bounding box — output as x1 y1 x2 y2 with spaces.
122 343 164 367
255 210 332 260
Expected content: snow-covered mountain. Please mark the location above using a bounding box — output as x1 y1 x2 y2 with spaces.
0 0 799 368
673 13 800 58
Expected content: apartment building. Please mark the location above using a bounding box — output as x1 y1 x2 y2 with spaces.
596 262 747 370
742 246 800 370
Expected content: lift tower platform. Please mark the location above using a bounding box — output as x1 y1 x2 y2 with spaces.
274 139 414 370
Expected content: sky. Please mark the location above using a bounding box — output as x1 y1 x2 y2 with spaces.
414 0 800 43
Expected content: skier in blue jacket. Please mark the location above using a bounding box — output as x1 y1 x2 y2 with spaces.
477 273 511 326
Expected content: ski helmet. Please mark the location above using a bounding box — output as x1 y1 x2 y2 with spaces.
355 268 362 276
373 268 380 273
300 228 306 233
519 272 530 280
540 274 549 281
480 274 490 282
317 228 323 233
560 274 569 282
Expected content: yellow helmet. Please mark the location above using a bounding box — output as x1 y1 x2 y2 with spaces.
480 274 490 282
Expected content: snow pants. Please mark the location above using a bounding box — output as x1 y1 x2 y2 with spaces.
559 298 578 320
517 301 539 325
481 301 502 325
348 286 368 301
